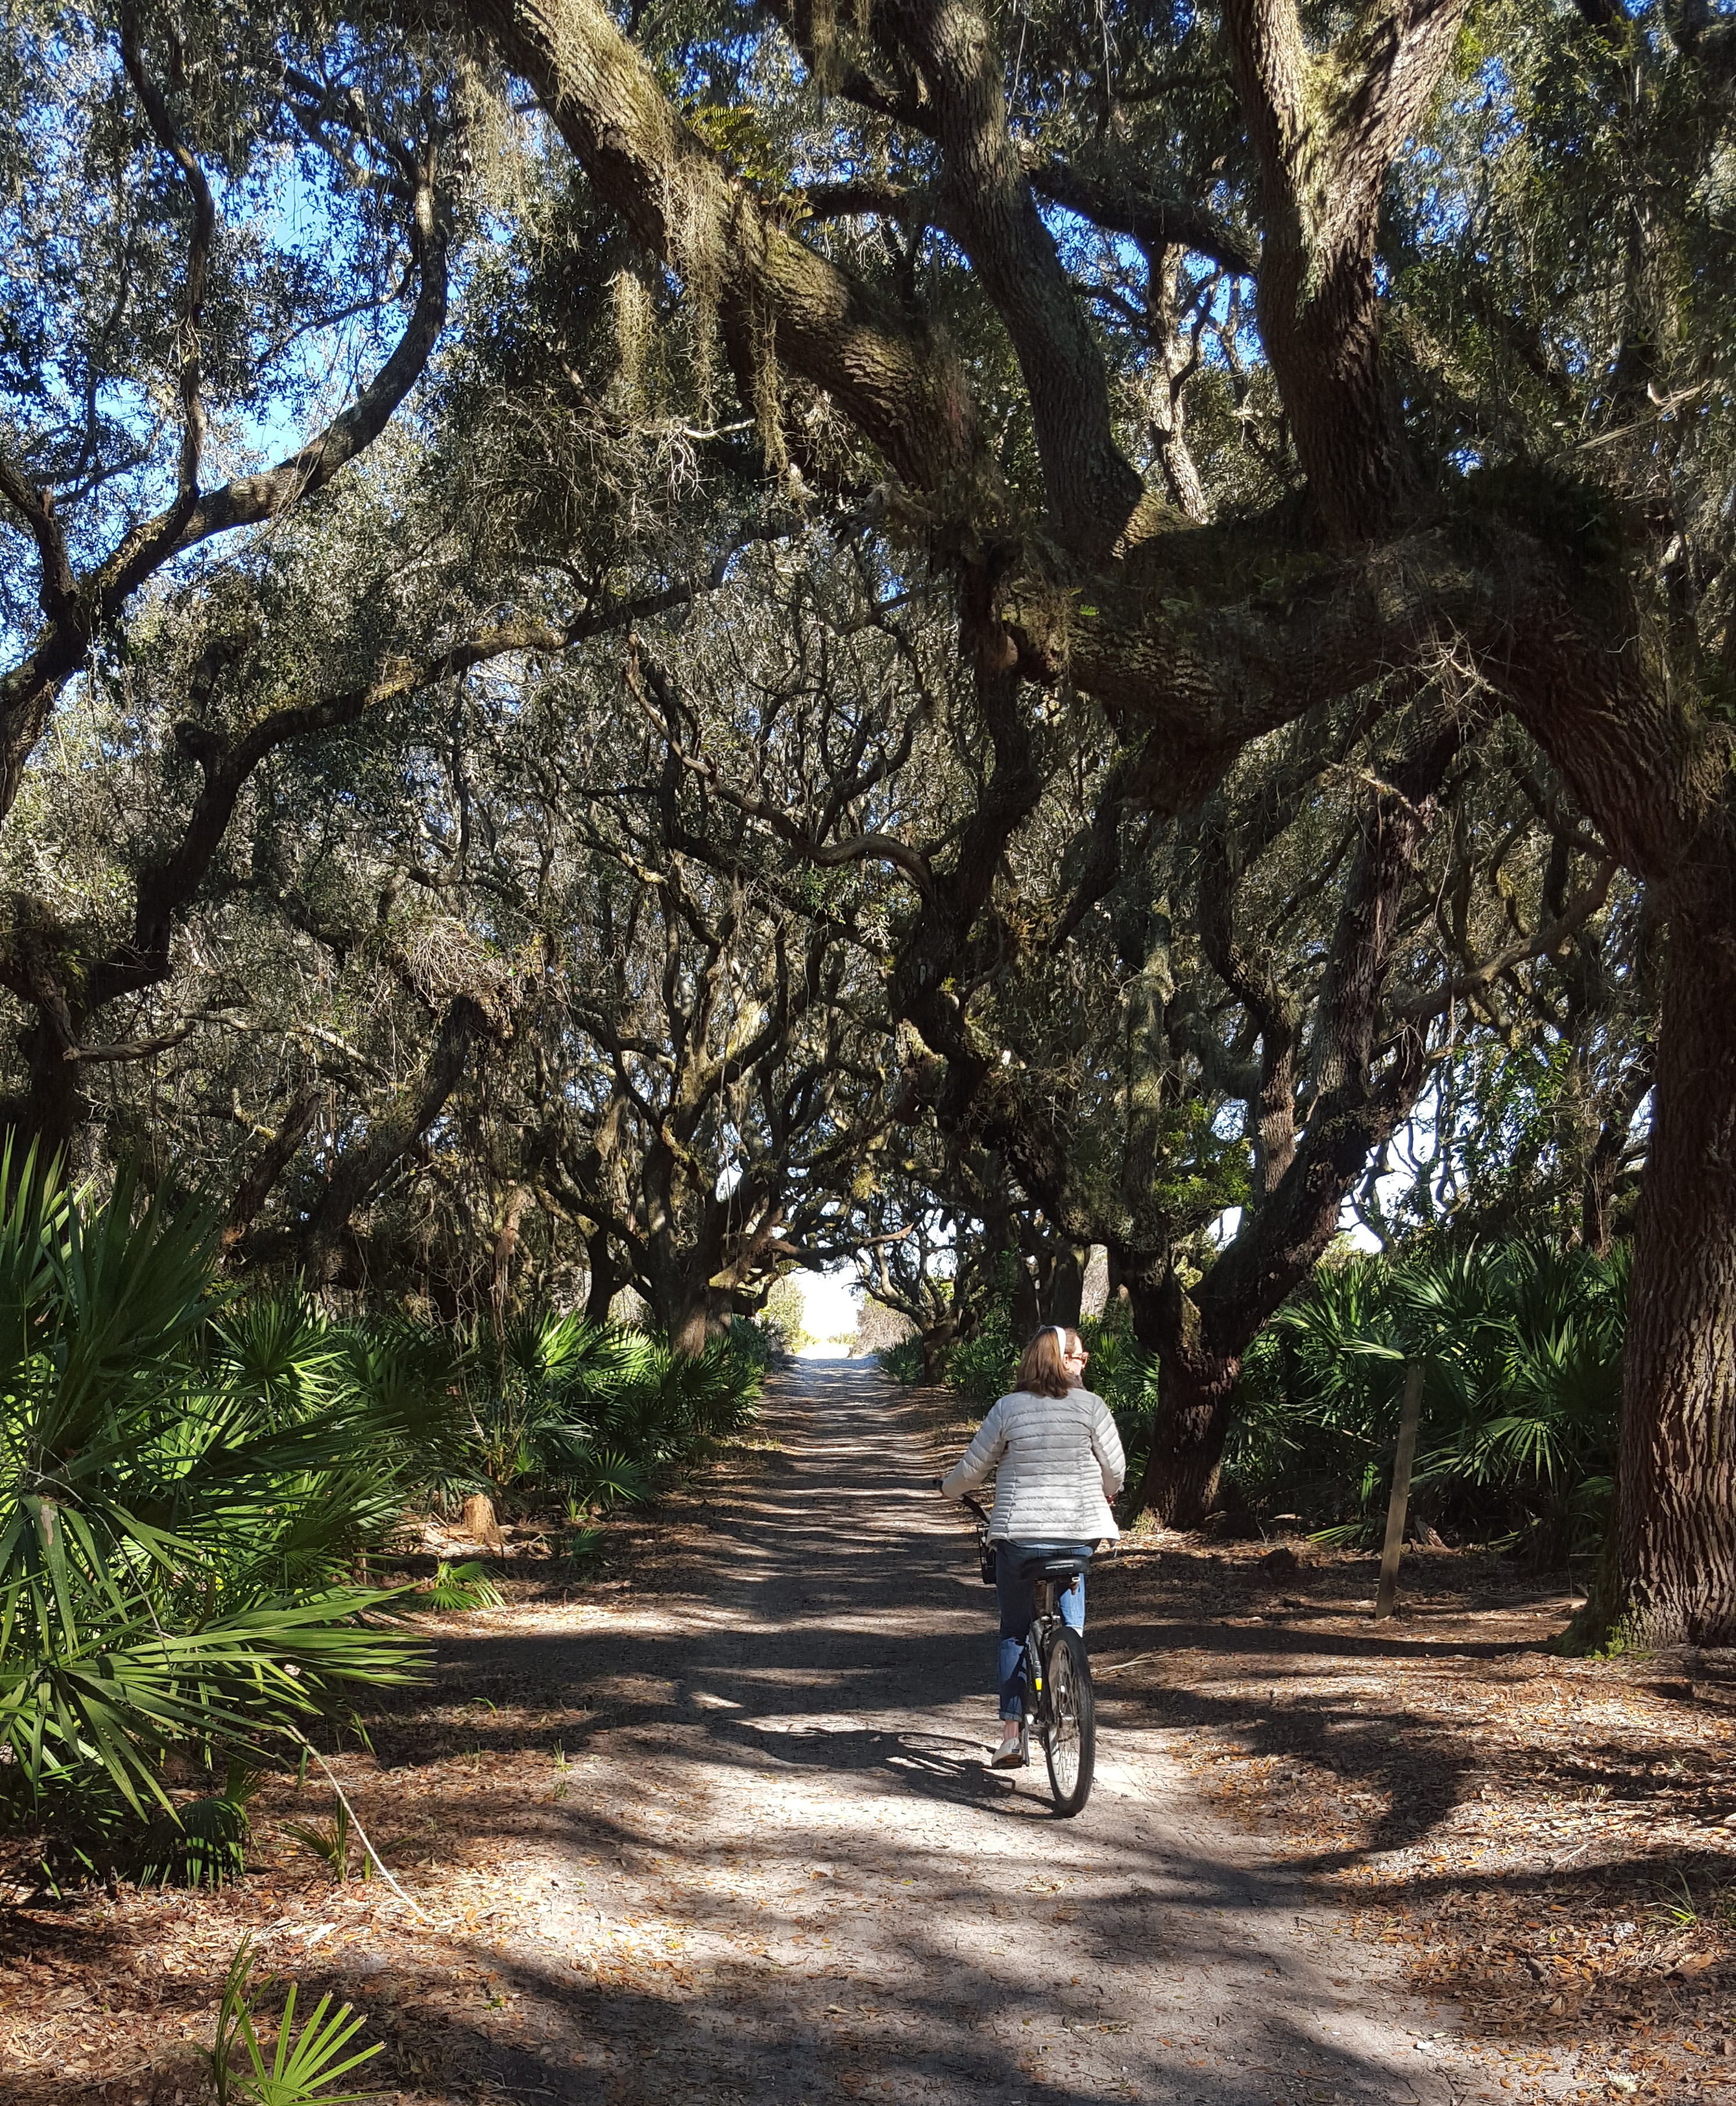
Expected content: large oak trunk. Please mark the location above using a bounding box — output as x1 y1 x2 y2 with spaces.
583 1228 623 1326
920 1316 957 1384
20 1007 81 1167
1129 1349 1243 1529
668 1286 715 1358
1120 1265 1244 1526
1042 1243 1085 1329
1573 929 1736 1649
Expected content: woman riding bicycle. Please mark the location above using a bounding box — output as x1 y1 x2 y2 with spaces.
939 1324 1126 1768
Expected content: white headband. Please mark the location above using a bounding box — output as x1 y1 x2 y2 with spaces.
1050 1325 1068 1348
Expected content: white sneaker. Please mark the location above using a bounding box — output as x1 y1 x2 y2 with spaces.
990 1727 1024 1769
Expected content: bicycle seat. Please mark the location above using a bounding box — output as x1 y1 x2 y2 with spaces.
1009 1548 1093 1582
1036 1556 1090 1580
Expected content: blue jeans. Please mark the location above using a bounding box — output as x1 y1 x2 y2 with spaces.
995 1542 1091 1721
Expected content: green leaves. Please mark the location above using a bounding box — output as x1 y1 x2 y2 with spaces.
43 1170 214 1468
281 1803 353 1885
462 1312 761 1511
209 1940 384 2106
139 1781 252 1890
0 1147 768 1836
0 1167 426 1822
414 1559 504 1612
0 1585 421 1816
1264 1240 1626 1554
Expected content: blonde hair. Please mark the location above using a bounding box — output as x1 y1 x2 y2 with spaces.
1016 1325 1081 1398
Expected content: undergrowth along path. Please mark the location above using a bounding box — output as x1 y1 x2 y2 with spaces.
399 1360 1481 2106
1 1360 1516 2101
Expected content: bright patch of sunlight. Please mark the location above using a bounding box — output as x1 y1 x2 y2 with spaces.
797 1265 862 1357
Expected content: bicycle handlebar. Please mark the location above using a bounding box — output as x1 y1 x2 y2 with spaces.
933 1476 991 1522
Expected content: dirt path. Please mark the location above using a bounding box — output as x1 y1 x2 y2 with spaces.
6 1361 1715 2101
3 1359 1517 2103
385 1361 1482 2106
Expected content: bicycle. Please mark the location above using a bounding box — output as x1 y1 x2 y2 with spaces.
953 1491 1097 1817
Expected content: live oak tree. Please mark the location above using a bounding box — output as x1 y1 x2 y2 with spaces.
851 1135 1091 1382
1350 839 1656 1260
729 636 1634 1523
14 508 913 1331
0 31 830 1291
0 0 463 816
353 0 1731 1647
0 0 506 1183
8 0 1735 1641
492 634 909 1350
0 17 763 1165
988 717 1640 1523
583 214 1641 1527
6 541 539 1289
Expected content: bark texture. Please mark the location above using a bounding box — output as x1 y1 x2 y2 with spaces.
1122 1261 1244 1526
453 0 982 503
874 0 1143 556
1590 931 1736 1647
1223 0 1467 537
408 0 1734 1628
221 1090 323 1254
1122 742 1451 1524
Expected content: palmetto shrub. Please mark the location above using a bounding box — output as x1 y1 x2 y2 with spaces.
1243 1240 1626 1558
882 1235 1620 1560
453 1309 764 1516
0 1151 435 1826
944 1301 1019 1407
207 1935 384 2105
0 1136 767 1854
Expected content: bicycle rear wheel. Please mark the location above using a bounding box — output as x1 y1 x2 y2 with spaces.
1041 1627 1095 1816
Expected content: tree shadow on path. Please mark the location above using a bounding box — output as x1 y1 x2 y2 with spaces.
0 1363 1476 2106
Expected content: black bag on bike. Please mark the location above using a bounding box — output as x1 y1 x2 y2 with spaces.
955 1491 999 1585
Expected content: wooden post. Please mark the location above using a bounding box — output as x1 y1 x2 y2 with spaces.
1375 1361 1425 1621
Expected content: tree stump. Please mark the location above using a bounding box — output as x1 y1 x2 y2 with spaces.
459 1493 504 1552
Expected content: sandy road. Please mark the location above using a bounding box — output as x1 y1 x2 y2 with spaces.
416 1362 1476 2106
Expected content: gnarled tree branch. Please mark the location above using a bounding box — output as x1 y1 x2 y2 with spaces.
0 138 451 821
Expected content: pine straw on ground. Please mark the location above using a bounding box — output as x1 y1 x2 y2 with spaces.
0 1610 645 2103
3 1382 1728 2105
0 1431 793 2105
913 1375 1734 2101
1089 1527 1736 2103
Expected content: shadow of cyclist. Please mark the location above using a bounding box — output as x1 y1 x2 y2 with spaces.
701 1710 1082 1817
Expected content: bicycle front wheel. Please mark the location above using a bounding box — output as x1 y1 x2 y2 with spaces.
1042 1627 1095 1816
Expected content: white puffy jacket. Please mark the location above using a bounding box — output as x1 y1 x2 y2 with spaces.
941 1387 1126 1542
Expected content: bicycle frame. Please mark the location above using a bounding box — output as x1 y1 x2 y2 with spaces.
957 1497 1080 1721
949 1490 1098 1814
1022 1574 1072 1715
